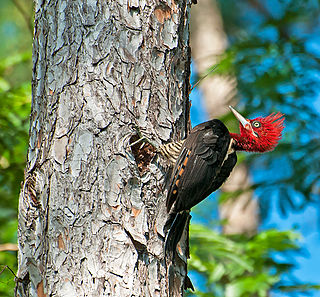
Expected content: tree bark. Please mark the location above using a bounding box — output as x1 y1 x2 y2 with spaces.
16 1 192 296
190 0 258 235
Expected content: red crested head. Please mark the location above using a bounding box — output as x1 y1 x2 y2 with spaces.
229 106 285 153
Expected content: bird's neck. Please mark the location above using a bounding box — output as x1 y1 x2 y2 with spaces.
229 133 255 152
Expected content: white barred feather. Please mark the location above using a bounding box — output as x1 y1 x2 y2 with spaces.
159 140 185 164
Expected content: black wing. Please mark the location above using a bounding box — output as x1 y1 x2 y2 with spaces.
166 119 237 213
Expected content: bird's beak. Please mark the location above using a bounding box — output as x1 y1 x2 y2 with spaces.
229 106 251 131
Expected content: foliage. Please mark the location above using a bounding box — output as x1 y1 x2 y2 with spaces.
0 0 32 296
0 52 31 297
188 224 320 297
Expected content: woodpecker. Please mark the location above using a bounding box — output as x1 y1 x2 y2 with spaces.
164 106 285 256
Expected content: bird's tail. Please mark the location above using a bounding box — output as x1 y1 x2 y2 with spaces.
164 211 194 294
164 211 191 260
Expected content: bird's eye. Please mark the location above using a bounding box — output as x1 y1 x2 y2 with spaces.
252 121 261 128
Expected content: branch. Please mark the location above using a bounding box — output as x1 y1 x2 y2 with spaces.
191 64 219 92
0 243 18 252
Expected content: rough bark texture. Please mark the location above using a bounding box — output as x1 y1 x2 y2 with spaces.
16 1 192 296
190 0 258 234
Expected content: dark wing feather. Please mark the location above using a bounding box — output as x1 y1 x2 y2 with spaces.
166 147 191 212
166 119 236 213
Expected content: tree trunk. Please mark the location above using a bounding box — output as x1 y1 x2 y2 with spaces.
16 1 192 296
190 0 258 235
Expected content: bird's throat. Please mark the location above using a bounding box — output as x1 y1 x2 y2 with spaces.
229 133 255 152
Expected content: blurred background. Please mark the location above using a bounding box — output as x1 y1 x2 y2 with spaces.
0 0 32 295
0 0 319 296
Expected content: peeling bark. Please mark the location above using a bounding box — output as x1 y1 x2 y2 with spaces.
16 1 192 296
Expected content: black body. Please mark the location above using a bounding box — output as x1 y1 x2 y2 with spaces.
166 119 237 214
165 119 237 258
